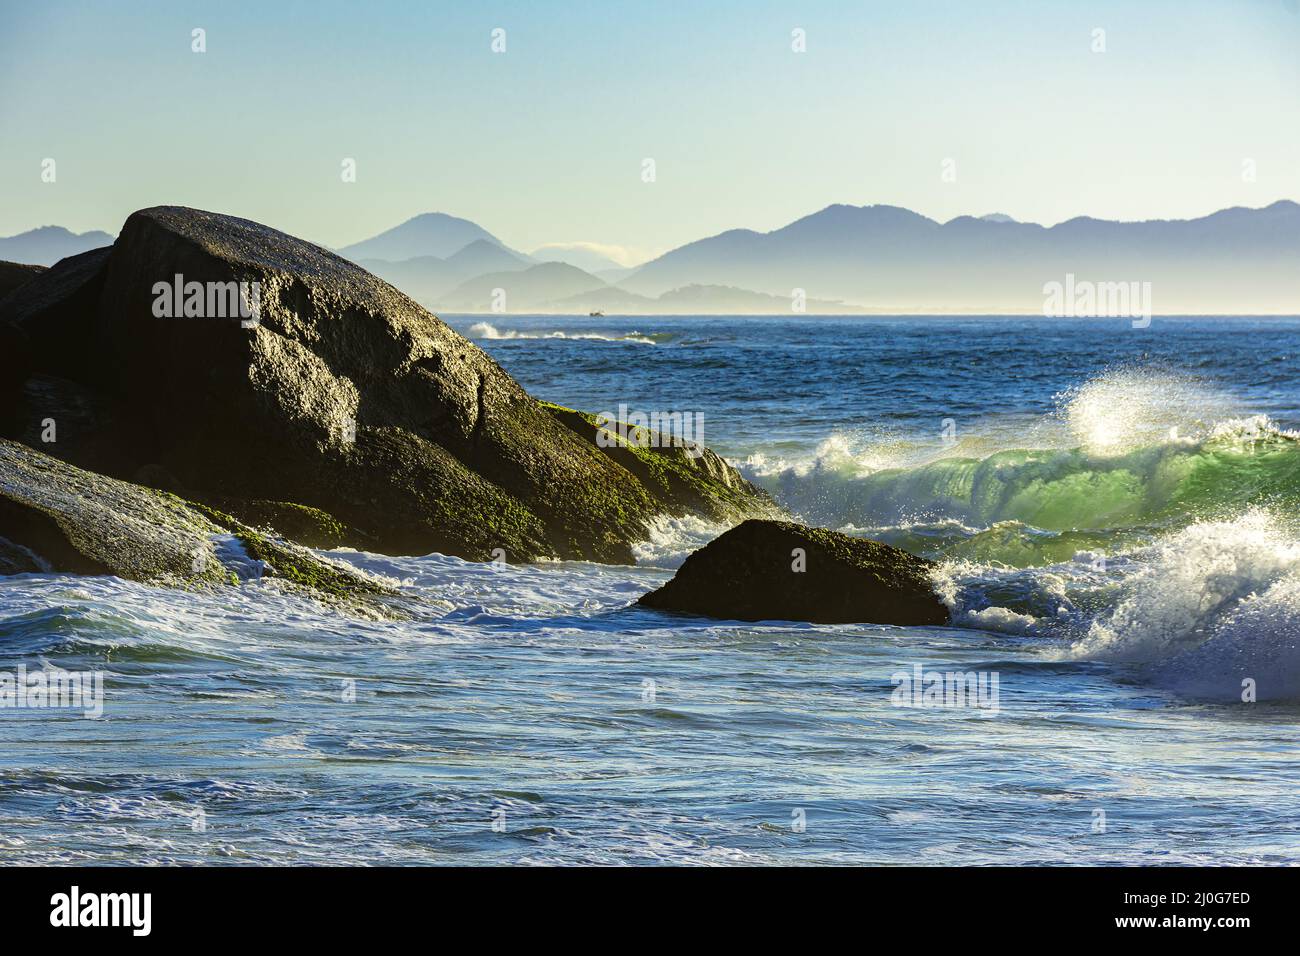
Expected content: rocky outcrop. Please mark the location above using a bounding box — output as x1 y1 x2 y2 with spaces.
0 438 397 612
637 519 950 625
0 207 772 563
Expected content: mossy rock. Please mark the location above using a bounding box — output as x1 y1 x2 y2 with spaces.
201 497 360 550
191 503 393 603
0 439 399 615
538 401 778 524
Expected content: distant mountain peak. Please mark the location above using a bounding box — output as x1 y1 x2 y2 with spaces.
13 225 72 237
530 242 634 273
979 213 1018 224
1 224 112 241
445 238 528 269
397 211 483 229
338 212 511 262
0 224 114 266
809 202 931 220
526 260 594 277
777 203 938 237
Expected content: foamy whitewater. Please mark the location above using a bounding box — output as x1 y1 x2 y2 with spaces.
3 315 1298 864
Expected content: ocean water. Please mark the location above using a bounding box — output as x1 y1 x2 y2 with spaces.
3 315 1300 865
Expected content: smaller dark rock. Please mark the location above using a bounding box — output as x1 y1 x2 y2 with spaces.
637 519 950 626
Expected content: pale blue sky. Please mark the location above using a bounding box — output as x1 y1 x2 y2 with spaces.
2 0 1298 261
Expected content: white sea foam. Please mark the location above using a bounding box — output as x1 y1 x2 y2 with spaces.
930 556 1079 634
934 510 1300 699
211 534 269 581
631 514 731 569
1072 511 1300 659
467 322 657 345
960 605 1041 635
1152 575 1300 700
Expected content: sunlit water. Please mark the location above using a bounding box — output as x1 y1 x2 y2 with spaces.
3 316 1299 865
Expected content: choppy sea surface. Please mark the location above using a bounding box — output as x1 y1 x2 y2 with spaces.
3 315 1299 865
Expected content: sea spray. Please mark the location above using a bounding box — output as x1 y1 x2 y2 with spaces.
1056 368 1244 456
929 510 1300 700
1072 511 1300 662
1150 575 1300 700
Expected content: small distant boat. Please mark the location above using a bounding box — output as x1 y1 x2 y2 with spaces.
589 310 604 317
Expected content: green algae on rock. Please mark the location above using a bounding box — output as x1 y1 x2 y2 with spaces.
0 439 398 613
538 401 778 524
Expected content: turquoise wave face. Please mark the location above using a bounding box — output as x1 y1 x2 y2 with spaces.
750 427 1300 567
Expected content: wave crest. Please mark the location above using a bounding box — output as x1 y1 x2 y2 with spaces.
744 417 1300 540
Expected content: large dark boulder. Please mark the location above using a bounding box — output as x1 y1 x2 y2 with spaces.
638 519 950 625
0 206 770 562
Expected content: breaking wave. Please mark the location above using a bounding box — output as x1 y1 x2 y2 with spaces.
737 369 1300 700
744 415 1300 542
930 511 1300 701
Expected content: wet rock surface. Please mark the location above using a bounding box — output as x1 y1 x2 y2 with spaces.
638 519 950 626
0 438 397 613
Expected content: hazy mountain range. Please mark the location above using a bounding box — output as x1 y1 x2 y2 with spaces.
618 200 1300 314
0 225 115 266
4 201 1297 314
